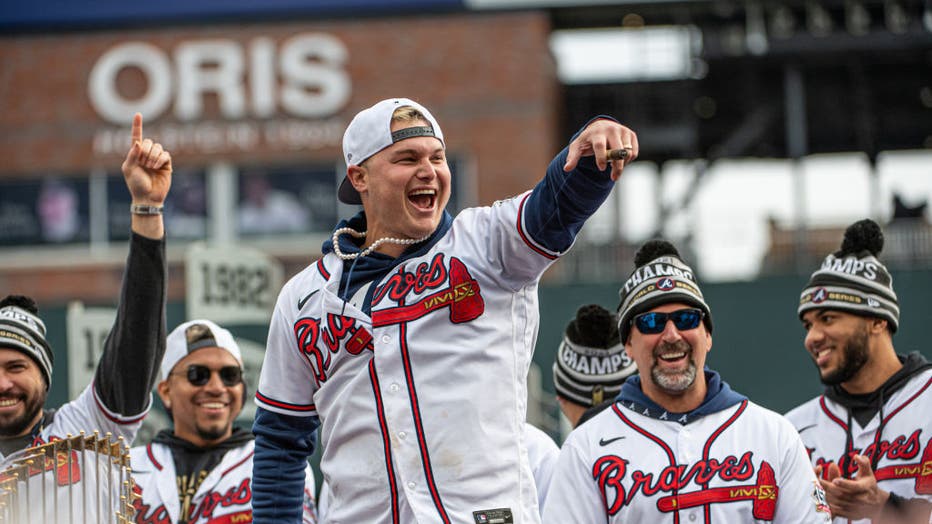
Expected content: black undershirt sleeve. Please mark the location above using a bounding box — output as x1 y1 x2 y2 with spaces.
93 232 167 416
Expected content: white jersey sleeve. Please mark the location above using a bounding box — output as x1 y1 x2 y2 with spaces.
457 192 564 289
525 423 560 512
39 382 144 445
255 266 324 417
542 429 608 524
771 414 834 524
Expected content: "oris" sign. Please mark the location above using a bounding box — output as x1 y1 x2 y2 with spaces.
88 33 351 124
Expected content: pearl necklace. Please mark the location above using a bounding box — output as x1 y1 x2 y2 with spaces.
331 227 430 260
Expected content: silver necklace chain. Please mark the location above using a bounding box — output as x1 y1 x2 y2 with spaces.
331 227 430 260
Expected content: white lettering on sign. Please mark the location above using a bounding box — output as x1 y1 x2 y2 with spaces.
91 118 344 156
89 42 174 123
88 33 352 124
175 40 247 120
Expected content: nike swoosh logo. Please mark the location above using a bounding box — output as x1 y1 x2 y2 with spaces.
599 436 626 446
298 290 319 310
797 424 818 434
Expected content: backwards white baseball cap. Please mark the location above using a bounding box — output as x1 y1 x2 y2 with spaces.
339 97 445 205
161 319 243 381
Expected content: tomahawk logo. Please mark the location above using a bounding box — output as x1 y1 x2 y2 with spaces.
657 461 777 520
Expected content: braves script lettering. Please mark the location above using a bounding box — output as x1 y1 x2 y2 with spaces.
189 478 252 521
813 430 924 477
133 479 253 524
133 484 172 524
593 451 756 514
294 313 373 386
373 253 448 304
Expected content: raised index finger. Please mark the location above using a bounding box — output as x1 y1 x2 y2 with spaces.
131 113 143 144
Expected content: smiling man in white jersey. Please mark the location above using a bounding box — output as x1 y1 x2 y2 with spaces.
786 219 932 524
543 239 832 523
251 97 638 523
130 319 317 524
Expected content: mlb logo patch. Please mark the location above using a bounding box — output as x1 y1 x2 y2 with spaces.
473 508 513 523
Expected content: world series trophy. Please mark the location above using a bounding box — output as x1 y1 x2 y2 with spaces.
0 431 136 523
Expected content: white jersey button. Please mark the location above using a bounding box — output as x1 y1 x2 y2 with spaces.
407 481 416 489
398 431 407 439
381 335 391 343
389 383 401 393
689 513 697 521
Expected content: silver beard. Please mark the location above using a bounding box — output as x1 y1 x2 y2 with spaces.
651 340 697 394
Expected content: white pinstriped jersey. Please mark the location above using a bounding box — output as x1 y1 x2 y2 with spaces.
28 383 147 453
130 439 317 524
785 367 932 524
543 400 833 523
317 423 560 521
256 192 562 524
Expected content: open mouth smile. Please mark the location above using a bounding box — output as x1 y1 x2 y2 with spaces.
408 188 437 211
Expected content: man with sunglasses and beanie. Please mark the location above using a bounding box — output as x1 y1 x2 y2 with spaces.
130 319 317 523
786 219 932 524
543 239 832 523
253 97 638 523
0 113 169 460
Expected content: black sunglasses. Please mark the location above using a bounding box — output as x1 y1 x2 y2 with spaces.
172 364 243 387
633 308 704 335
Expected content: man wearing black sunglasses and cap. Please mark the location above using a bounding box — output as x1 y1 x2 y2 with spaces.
130 319 317 523
543 240 832 523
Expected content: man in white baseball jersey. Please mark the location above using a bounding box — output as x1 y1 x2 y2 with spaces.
130 319 317 524
543 239 833 523
786 219 932 524
252 97 639 523
0 113 169 459
553 303 638 428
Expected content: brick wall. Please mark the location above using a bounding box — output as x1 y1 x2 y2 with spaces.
0 11 562 304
